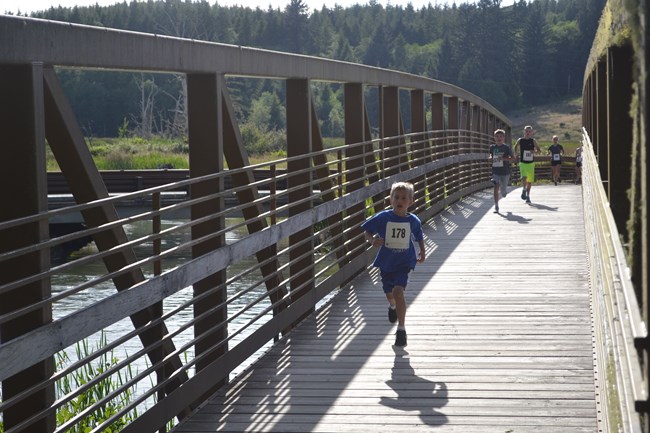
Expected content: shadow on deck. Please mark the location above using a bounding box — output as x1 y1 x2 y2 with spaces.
173 184 597 433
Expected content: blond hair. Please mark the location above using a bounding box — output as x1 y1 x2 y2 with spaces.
390 182 414 200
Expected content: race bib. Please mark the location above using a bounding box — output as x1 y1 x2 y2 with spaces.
576 156 582 162
492 156 504 167
553 154 560 161
385 221 411 250
522 150 533 162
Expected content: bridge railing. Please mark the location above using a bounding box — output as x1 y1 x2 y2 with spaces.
0 14 510 433
582 128 647 433
0 129 493 433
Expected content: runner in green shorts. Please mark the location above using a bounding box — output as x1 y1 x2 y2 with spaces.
514 125 541 203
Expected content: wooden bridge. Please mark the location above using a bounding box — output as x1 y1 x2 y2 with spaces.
1 1 649 432
173 184 596 433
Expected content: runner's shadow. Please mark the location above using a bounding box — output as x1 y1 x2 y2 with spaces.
380 349 448 426
501 211 532 224
528 202 559 211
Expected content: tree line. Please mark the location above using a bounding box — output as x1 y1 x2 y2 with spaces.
12 0 604 142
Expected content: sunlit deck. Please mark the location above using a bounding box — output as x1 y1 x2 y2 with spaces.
173 184 597 433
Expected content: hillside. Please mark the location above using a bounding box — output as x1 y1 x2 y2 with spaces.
505 97 583 144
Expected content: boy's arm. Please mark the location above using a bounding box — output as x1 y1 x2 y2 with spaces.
534 139 541 153
365 230 383 248
417 240 426 263
513 140 520 160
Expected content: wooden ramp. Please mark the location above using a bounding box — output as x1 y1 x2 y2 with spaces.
173 184 597 433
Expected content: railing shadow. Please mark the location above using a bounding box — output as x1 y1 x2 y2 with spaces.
192 189 497 432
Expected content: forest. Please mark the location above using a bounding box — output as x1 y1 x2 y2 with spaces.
10 0 605 142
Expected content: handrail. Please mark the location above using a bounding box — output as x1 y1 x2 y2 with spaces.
0 14 509 433
581 127 646 432
0 15 506 121
0 128 493 433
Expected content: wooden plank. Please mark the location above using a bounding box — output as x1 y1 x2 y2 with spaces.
173 185 598 433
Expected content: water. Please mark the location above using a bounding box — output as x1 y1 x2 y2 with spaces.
50 217 335 423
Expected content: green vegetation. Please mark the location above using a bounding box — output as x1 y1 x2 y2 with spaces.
28 0 591 169
55 333 139 433
0 333 139 433
46 135 345 170
507 96 583 154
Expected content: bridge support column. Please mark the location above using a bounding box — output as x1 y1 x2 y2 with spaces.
428 93 445 204
0 63 55 433
410 89 426 212
607 45 633 238
286 79 314 324
187 73 227 386
596 60 609 185
382 86 401 178
344 83 366 261
447 97 460 199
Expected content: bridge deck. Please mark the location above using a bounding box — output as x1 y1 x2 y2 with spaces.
173 184 597 433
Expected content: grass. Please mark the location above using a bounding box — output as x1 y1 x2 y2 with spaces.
0 332 139 433
55 332 139 433
43 99 583 170
506 95 583 153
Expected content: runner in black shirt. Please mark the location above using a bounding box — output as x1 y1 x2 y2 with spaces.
513 125 541 203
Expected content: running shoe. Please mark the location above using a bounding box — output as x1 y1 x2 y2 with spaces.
388 307 397 324
395 329 407 347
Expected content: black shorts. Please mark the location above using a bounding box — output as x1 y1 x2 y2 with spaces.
551 160 562 166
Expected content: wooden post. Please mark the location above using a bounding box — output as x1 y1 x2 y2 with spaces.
286 78 314 322
344 83 366 260
607 45 633 238
0 63 55 433
383 86 400 178
447 97 459 198
187 73 227 386
411 89 426 211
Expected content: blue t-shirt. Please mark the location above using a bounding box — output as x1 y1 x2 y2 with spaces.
361 209 424 272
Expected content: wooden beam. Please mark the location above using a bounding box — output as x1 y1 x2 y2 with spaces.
219 80 289 325
0 63 55 433
186 73 227 388
286 79 314 323
42 67 190 403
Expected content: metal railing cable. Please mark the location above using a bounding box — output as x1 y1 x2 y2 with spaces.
581 128 646 433
1 129 492 433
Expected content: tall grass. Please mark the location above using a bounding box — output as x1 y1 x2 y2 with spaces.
45 134 346 171
55 332 139 433
0 333 139 433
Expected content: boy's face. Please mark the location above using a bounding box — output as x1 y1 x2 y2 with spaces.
494 132 505 144
524 128 534 138
390 189 413 215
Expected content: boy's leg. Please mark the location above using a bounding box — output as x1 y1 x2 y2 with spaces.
385 292 397 323
520 176 528 199
392 286 406 328
393 286 407 347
